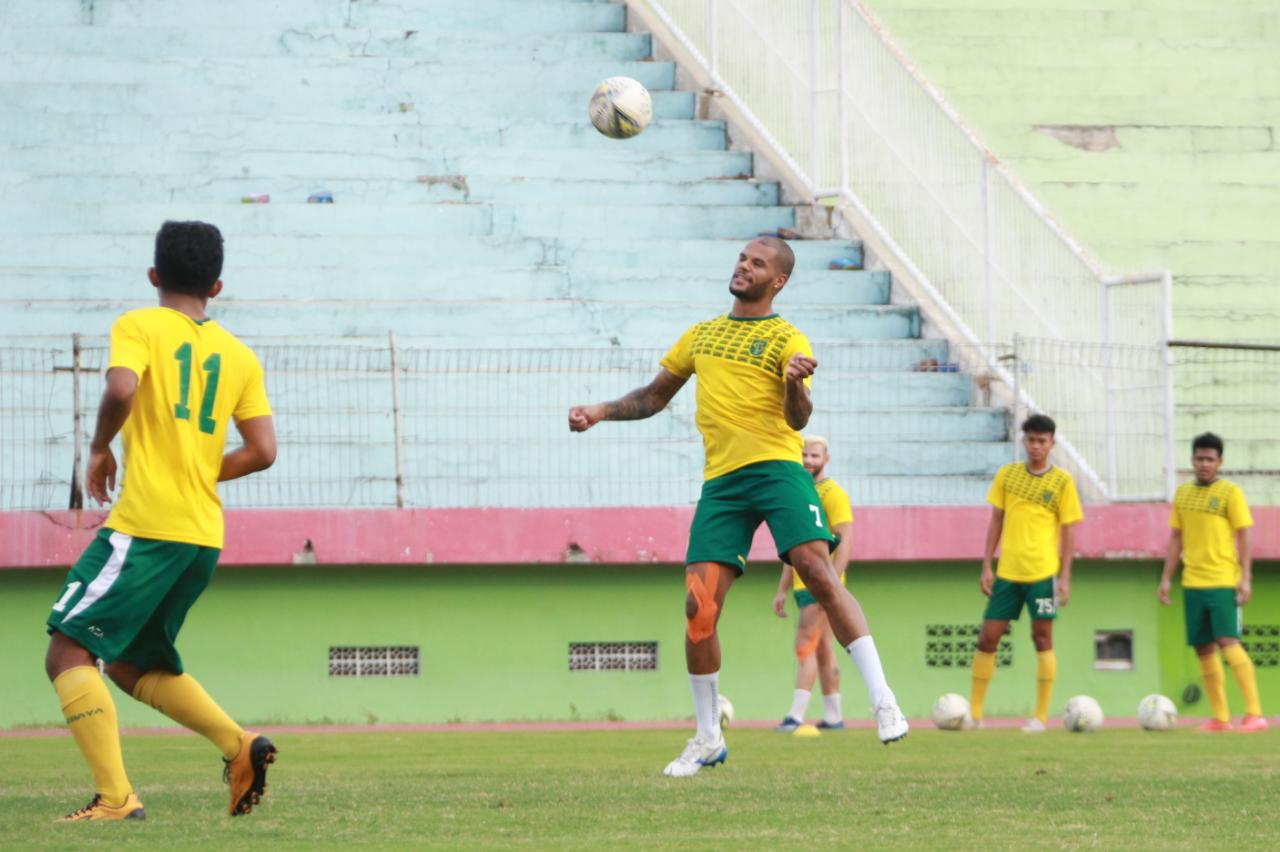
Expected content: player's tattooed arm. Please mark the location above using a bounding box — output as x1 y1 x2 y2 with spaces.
569 369 687 432
782 353 816 430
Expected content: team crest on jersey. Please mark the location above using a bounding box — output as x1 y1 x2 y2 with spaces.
749 339 767 357
1043 490 1054 504
1210 497 1220 509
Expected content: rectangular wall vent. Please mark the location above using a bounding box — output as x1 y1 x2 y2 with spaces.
1093 630 1134 671
569 642 658 671
329 645 420 677
1243 625 1280 667
925 624 1012 668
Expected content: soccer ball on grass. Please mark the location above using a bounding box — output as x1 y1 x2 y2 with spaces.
588 76 653 139
1062 695 1104 732
718 695 735 730
1137 694 1178 731
931 693 971 731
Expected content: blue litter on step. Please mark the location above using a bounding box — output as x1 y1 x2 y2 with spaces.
827 258 859 270
307 191 334 203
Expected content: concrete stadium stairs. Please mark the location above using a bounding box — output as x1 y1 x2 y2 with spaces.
0 0 1009 507
862 0 1279 502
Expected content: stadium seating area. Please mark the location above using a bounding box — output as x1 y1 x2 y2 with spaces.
0 0 1011 507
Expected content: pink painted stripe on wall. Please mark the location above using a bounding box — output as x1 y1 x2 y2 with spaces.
2 505 1276 568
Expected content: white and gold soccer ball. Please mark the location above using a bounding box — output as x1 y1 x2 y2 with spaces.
588 76 653 139
718 695 735 730
1062 695 1104 732
931 693 971 730
1137 694 1178 731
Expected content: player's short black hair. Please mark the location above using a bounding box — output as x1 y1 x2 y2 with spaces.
755 236 795 280
154 220 224 296
1022 413 1056 436
1192 432 1224 457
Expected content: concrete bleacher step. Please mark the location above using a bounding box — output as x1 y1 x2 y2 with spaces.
6 0 630 31
0 28 656 61
3 115 727 153
0 236 864 271
10 268 891 305
0 174 781 207
1 146 747 182
1 301 921 343
0 55 678 91
0 203 798 241
0 83 698 120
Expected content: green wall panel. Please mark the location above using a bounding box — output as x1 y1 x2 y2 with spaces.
3 561 1275 728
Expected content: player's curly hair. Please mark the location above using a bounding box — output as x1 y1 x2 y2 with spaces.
1192 432 1224 456
154 220 224 296
1021 413 1056 436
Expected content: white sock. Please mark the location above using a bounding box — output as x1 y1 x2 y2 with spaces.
787 688 811 722
822 692 843 724
846 636 896 707
689 672 720 741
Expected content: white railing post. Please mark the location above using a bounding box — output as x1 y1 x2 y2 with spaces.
1011 334 1021 463
707 0 718 81
1161 270 1176 502
980 156 994 346
388 330 406 509
837 0 848 190
1102 282 1117 499
808 0 820 190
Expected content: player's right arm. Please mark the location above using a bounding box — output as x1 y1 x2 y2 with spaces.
1159 500 1183 605
568 368 687 432
772 564 794 618
980 466 1007 596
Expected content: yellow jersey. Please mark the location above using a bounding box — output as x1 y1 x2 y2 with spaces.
1171 479 1252 589
793 477 853 590
660 314 813 480
105 307 272 549
988 463 1083 583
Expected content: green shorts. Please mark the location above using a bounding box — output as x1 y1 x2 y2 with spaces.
794 588 818 608
686 460 836 573
46 527 220 673
984 576 1057 621
1184 587 1241 647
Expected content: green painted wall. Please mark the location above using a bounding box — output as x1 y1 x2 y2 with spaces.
4 561 1276 728
862 0 1280 502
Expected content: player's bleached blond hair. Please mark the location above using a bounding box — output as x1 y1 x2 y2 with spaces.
803 435 829 452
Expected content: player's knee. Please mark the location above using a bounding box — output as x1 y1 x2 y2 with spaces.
799 563 838 600
685 574 719 644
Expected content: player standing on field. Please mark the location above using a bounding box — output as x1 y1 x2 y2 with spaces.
772 436 853 732
967 414 1083 732
1158 432 1267 732
44 221 280 820
569 237 908 778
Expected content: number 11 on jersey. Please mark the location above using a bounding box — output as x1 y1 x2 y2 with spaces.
173 342 222 434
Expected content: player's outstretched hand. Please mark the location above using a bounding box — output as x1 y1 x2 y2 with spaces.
1236 579 1252 606
87 445 117 505
1157 579 1172 606
772 592 788 619
568 404 605 432
785 353 818 382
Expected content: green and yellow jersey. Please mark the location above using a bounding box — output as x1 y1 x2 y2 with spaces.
1171 479 1252 589
105 307 272 549
988 463 1083 583
793 477 853 591
659 314 813 480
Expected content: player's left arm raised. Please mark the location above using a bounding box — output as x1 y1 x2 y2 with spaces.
782 353 816 430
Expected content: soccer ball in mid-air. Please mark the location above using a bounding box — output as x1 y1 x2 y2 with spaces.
931 693 971 730
1137 694 1178 731
1062 695 1104 732
718 695 735 730
588 76 653 139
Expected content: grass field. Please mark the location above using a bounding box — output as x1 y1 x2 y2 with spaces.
2 727 1278 849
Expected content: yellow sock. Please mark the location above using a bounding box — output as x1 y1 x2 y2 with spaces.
134 671 244 760
1222 643 1263 717
970 651 997 721
53 666 133 807
1198 653 1230 722
1035 650 1057 724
